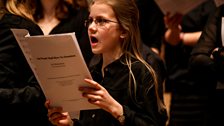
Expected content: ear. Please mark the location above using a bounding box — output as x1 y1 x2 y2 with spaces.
120 34 126 39
120 32 127 39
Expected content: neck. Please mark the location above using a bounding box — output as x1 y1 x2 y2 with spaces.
41 0 59 18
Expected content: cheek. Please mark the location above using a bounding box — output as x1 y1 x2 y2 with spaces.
96 27 122 47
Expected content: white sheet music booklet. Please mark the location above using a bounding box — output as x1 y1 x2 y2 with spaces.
11 29 98 119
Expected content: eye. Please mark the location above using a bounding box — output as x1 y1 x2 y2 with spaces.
95 18 108 25
85 18 93 27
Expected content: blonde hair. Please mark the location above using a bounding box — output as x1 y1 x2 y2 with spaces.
6 0 34 21
90 0 166 112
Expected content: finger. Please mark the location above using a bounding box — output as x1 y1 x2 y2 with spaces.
45 100 50 109
48 107 63 117
172 13 183 24
79 86 97 92
83 93 102 100
79 86 104 96
49 112 62 119
84 78 101 90
49 113 65 126
88 98 101 105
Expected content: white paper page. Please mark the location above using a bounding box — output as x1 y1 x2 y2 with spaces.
155 0 207 15
11 29 98 119
222 17 224 46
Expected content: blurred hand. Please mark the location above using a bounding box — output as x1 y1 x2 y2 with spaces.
45 100 73 126
211 47 224 64
164 13 183 29
164 13 184 46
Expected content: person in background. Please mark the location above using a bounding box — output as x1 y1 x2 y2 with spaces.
135 0 167 119
136 0 165 54
67 0 89 9
133 1 167 120
46 0 168 126
33 0 93 65
76 0 89 8
163 0 217 126
0 0 52 125
0 0 94 125
189 4 224 126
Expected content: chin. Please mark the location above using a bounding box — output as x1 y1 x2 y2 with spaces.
92 49 101 55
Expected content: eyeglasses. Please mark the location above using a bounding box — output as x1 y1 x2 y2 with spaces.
84 17 118 27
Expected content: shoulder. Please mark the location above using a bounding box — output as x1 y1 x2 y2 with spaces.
0 8 7 20
131 59 153 82
0 13 24 29
0 13 42 35
131 60 147 71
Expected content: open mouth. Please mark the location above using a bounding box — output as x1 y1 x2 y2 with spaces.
91 36 98 43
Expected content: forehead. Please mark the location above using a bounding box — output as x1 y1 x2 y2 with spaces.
89 2 116 18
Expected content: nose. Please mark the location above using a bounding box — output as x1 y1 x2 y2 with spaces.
88 22 97 33
88 20 97 28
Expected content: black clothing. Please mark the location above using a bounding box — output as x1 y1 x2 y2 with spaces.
75 55 167 126
0 7 91 126
90 43 167 104
165 0 217 92
136 0 165 51
164 1 217 126
89 44 167 122
0 13 51 126
190 4 224 84
141 43 167 102
190 4 224 126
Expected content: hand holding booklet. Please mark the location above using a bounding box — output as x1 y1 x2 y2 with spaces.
11 29 98 119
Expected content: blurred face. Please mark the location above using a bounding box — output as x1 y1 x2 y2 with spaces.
87 2 124 56
40 0 60 6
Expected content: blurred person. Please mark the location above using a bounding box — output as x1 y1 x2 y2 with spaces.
0 0 94 125
190 4 224 126
33 0 93 64
77 0 89 8
46 0 168 125
136 0 165 54
134 0 168 112
163 0 217 126
0 0 52 125
135 1 167 120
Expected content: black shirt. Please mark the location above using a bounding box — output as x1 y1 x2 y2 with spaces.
75 55 167 126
